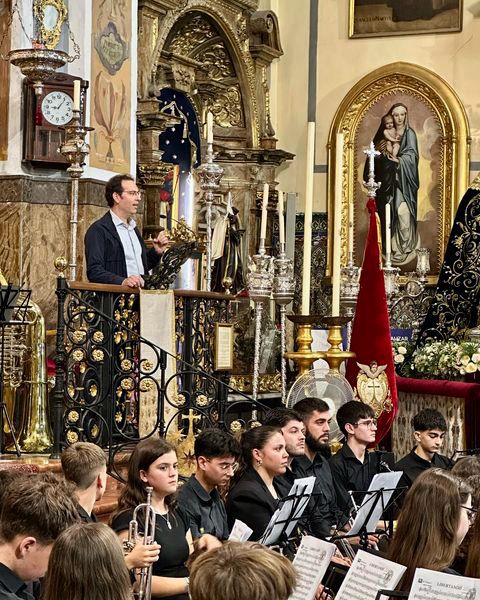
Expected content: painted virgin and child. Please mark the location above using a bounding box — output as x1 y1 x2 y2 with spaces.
365 102 420 264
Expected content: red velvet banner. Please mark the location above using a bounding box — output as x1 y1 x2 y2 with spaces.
346 197 398 444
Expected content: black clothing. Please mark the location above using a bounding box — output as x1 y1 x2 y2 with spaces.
292 453 343 538
394 448 451 489
416 182 480 345
177 475 229 540
77 504 97 523
111 505 189 600
329 444 380 520
226 467 283 541
0 564 34 600
85 212 160 285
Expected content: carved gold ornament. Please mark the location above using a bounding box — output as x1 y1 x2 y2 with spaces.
67 431 79 443
33 0 68 50
92 330 104 343
92 349 104 362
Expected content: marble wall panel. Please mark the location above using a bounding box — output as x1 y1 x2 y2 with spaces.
0 202 23 283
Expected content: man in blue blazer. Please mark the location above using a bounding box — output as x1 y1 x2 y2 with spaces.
85 174 170 287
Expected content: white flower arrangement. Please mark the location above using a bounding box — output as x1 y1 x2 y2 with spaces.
410 340 480 380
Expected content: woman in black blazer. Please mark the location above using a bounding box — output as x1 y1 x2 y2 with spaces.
226 426 289 541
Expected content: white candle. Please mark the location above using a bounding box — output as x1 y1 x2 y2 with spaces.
259 183 269 244
73 79 81 111
278 190 285 246
331 133 344 317
207 111 213 145
385 202 392 258
348 201 354 257
301 122 315 315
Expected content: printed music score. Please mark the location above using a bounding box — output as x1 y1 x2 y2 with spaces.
289 536 336 600
409 568 480 600
335 550 406 600
228 519 253 542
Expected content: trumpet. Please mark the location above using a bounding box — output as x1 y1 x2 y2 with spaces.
124 486 157 600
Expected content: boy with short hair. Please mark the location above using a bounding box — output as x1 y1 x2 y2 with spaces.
0 474 79 600
178 429 240 540
328 400 379 517
394 408 450 488
62 441 159 570
61 442 107 523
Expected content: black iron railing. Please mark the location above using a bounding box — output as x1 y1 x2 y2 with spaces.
50 279 268 476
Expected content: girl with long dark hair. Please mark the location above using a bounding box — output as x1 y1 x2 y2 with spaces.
111 438 219 599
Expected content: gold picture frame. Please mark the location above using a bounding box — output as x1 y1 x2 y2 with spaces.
327 61 470 281
214 323 234 371
349 0 463 38
33 0 67 50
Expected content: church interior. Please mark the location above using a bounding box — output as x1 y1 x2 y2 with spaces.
1 0 480 598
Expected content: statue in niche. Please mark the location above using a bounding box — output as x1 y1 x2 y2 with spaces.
211 195 245 294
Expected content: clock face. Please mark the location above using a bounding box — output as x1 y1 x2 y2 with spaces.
41 91 73 125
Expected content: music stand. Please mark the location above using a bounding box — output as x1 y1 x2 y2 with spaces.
0 285 31 456
260 479 315 553
375 591 409 599
332 483 405 550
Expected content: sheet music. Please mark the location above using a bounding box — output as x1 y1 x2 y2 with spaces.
289 536 336 600
335 549 406 600
228 519 253 542
349 471 403 535
260 477 315 546
409 568 480 600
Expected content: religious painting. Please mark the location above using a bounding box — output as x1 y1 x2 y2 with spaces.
327 62 470 280
90 0 131 172
349 0 463 38
0 0 11 160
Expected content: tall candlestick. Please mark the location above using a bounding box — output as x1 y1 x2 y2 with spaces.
259 183 269 246
207 111 213 145
332 133 344 317
73 79 81 112
278 190 285 246
385 202 392 259
301 122 315 315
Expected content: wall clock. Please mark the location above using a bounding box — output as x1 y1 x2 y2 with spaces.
23 73 88 167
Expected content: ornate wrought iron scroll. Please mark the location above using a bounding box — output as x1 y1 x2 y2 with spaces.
52 281 269 477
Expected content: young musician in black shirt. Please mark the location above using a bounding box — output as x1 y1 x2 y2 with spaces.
178 429 240 540
394 408 450 489
329 400 380 519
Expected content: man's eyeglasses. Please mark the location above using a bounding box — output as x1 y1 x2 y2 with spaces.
461 505 478 525
206 459 238 472
122 190 141 197
354 418 378 429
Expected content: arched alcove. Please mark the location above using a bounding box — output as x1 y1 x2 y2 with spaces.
327 62 470 278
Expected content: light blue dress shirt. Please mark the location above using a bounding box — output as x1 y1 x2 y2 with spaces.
110 211 144 276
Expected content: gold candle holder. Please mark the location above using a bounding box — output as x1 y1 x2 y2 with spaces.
284 315 326 378
322 316 355 372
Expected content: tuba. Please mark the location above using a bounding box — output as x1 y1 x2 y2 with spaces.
123 486 157 600
2 301 53 452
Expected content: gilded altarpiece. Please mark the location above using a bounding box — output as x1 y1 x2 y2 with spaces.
90 0 132 172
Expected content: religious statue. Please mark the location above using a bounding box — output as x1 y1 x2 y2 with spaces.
211 196 245 294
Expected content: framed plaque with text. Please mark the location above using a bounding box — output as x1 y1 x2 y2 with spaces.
214 323 234 371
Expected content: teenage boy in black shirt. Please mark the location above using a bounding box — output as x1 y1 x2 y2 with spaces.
178 429 240 540
394 408 450 489
329 400 379 520
61 441 160 570
0 475 79 600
